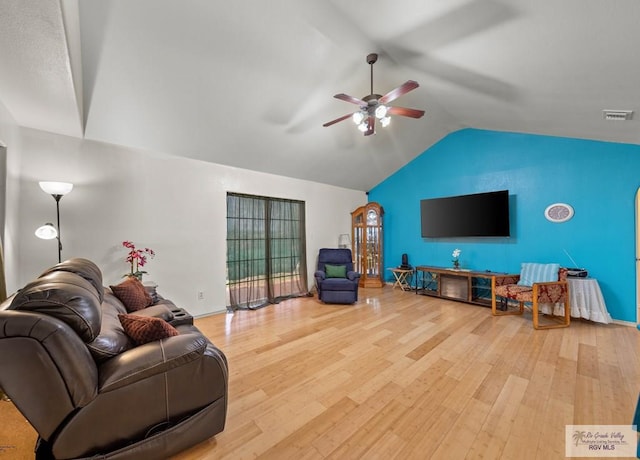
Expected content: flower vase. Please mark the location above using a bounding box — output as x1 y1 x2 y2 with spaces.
453 260 460 270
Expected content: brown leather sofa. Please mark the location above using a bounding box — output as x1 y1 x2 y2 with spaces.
0 258 228 459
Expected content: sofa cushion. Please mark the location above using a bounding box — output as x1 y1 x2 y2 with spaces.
517 263 560 286
39 258 105 303
118 313 180 345
110 277 153 312
325 264 347 278
319 277 358 291
87 294 134 363
9 271 102 342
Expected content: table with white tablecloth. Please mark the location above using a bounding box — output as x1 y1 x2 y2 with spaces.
539 278 612 324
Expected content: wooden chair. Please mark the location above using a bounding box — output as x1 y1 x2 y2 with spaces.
491 265 570 330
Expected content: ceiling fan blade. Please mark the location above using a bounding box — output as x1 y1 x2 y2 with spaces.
323 113 353 127
387 106 425 119
334 93 367 106
364 116 375 136
379 80 420 104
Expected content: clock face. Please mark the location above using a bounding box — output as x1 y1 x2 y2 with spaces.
545 203 574 223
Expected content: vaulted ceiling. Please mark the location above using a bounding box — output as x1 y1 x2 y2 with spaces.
1 0 639 191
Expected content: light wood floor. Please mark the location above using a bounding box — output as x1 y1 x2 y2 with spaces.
1 288 637 459
174 287 639 460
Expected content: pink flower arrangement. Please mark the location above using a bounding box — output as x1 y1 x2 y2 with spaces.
122 241 155 279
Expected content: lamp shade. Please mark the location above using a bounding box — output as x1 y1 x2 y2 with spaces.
39 181 73 196
352 111 365 124
338 233 351 248
374 105 388 119
35 223 58 240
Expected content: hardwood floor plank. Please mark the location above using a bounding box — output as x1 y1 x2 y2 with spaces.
360 430 407 460
550 356 579 406
468 374 530 458
325 399 408 459
441 361 493 413
405 330 451 360
597 362 630 424
125 287 636 460
500 403 541 460
534 397 574 459
577 343 599 379
520 359 555 409
395 405 460 459
573 374 603 424
312 382 403 457
431 397 492 459
258 396 358 460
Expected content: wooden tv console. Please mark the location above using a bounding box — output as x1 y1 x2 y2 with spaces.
415 265 516 307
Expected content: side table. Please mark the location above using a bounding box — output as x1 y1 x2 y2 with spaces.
538 277 612 324
568 278 612 323
388 268 414 291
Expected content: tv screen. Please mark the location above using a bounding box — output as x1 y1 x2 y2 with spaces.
420 190 510 238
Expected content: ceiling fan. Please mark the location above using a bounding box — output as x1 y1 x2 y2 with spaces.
323 53 425 136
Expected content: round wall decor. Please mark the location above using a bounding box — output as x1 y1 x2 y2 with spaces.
544 203 574 223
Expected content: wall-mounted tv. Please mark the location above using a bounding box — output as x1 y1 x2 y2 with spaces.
420 190 510 238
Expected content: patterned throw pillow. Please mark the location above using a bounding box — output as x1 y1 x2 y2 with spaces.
325 264 347 278
110 277 153 312
118 313 179 345
517 263 560 286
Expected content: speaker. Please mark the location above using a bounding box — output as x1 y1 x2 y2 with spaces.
400 253 412 269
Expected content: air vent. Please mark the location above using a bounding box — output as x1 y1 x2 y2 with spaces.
603 110 633 121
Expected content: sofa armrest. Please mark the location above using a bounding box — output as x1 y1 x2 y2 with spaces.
347 271 360 281
0 310 99 439
129 303 174 322
314 270 326 281
154 297 177 309
98 332 208 392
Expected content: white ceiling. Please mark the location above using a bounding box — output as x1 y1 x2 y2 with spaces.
1 0 639 191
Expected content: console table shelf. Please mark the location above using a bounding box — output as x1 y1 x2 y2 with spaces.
415 266 516 308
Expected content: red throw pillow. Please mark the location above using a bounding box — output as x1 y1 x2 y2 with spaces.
118 313 179 345
110 276 153 312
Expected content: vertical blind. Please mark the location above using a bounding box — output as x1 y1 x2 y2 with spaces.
226 193 308 310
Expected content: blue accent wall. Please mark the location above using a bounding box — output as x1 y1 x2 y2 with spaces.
368 128 640 323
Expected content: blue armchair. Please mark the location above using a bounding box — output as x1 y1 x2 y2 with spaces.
314 248 361 304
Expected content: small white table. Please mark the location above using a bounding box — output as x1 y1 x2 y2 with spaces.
567 278 612 323
539 278 612 324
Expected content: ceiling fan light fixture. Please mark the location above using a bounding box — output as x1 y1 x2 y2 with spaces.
323 53 424 136
352 111 365 125
375 105 388 119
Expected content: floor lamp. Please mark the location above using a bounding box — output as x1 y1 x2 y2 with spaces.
35 181 73 263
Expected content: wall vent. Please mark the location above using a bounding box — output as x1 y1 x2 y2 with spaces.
603 110 633 121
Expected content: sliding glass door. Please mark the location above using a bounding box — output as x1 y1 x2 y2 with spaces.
226 193 308 310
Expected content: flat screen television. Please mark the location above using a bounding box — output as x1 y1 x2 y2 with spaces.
420 190 510 238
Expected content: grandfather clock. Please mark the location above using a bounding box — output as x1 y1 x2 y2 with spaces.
351 202 384 288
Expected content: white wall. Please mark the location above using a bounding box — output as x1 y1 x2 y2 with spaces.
15 127 366 315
